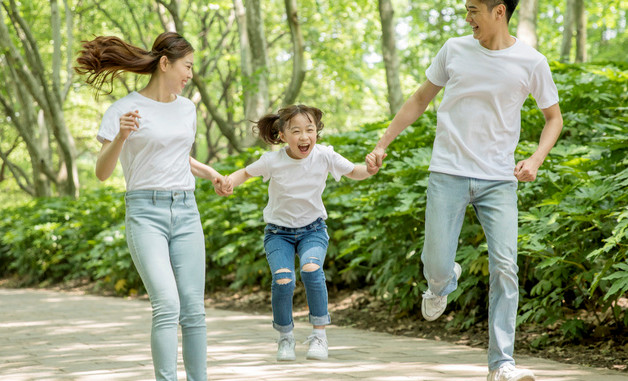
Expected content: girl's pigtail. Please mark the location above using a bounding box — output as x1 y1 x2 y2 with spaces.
254 114 283 145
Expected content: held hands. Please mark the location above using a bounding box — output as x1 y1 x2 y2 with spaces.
213 175 233 196
369 146 388 171
365 152 380 175
118 110 141 141
514 156 543 182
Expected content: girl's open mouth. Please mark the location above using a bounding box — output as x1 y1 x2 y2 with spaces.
298 144 310 153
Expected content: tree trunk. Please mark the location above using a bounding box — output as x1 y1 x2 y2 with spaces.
574 0 587 62
282 0 306 106
560 0 575 62
378 0 403 115
0 0 78 198
233 0 253 122
245 0 270 125
516 0 538 49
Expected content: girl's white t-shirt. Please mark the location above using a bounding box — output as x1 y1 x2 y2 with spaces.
425 35 560 181
97 91 197 191
246 144 355 228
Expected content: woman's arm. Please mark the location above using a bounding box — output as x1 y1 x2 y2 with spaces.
189 157 232 196
95 110 141 181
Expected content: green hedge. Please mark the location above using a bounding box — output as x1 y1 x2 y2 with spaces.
0 63 626 342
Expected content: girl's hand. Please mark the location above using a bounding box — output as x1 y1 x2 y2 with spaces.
371 147 387 167
366 152 380 175
117 110 141 141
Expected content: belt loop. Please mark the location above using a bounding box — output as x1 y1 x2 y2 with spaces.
152 191 156 205
184 190 188 206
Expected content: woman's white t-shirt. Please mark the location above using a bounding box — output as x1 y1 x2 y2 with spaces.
425 35 560 181
245 144 355 228
97 91 197 191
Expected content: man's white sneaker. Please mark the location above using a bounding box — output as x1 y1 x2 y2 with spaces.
276 336 296 361
421 262 462 321
487 364 535 381
304 334 328 360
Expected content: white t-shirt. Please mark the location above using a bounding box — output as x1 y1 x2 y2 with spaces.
246 144 355 228
97 91 197 191
425 35 559 181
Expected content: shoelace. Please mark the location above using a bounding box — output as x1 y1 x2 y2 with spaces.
303 334 326 346
494 364 517 377
422 289 444 300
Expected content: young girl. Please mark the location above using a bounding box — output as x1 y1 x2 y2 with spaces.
75 32 229 381
224 105 379 361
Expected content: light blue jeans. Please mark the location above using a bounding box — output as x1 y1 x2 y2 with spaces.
263 218 332 332
125 190 207 381
421 172 519 371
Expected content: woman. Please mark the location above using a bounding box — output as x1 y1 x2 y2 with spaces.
76 32 228 380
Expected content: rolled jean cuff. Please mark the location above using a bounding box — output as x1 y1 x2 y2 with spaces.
273 320 294 333
309 313 331 326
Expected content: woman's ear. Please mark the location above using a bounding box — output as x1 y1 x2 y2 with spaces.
159 56 170 72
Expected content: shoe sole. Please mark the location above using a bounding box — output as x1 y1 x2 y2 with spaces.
277 356 296 361
306 354 328 360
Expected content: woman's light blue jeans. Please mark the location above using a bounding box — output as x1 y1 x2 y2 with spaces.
263 218 331 332
125 190 207 381
421 172 519 371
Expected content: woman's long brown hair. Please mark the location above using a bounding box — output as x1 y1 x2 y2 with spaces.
255 105 324 145
74 32 194 94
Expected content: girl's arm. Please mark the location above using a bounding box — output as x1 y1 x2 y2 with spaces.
344 152 380 180
189 157 232 196
227 168 253 189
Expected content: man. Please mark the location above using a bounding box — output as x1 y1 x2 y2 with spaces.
370 1 563 380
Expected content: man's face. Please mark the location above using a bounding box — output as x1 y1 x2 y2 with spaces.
465 0 502 42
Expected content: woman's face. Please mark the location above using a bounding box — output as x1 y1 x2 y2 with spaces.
164 52 194 94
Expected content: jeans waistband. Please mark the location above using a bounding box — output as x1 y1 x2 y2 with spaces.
266 218 325 233
125 189 195 201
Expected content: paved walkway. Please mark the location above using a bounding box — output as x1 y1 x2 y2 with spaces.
1 288 626 381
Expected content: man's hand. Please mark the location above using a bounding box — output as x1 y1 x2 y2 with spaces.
371 146 388 168
514 157 543 182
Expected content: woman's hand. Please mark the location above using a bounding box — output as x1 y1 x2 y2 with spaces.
117 110 141 141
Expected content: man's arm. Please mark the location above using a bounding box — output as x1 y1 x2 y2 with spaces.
514 103 563 182
372 80 443 165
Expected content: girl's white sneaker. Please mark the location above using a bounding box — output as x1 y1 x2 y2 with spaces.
304 334 328 360
276 336 296 361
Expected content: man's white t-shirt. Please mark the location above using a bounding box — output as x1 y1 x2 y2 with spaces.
425 35 559 181
246 144 355 228
97 91 197 191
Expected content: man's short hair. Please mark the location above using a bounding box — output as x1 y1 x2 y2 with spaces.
480 0 519 22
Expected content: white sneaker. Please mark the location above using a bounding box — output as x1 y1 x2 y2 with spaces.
304 334 328 360
276 336 296 361
487 364 535 381
421 262 462 321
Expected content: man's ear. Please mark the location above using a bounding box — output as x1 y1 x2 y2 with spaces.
494 3 506 20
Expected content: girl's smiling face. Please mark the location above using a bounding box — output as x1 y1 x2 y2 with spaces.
279 112 318 160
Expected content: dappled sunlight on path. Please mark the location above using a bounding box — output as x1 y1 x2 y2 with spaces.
1 288 627 380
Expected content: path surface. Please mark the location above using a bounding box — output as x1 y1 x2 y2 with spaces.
1 288 626 381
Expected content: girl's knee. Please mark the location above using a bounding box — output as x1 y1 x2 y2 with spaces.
273 268 295 286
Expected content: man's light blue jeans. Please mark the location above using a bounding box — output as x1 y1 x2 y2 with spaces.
421 172 519 371
125 190 207 381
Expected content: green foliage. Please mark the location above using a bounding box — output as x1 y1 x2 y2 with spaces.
0 63 626 343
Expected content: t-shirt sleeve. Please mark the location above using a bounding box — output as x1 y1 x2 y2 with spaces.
245 154 270 182
97 105 121 143
529 58 559 110
425 40 450 87
325 146 355 182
